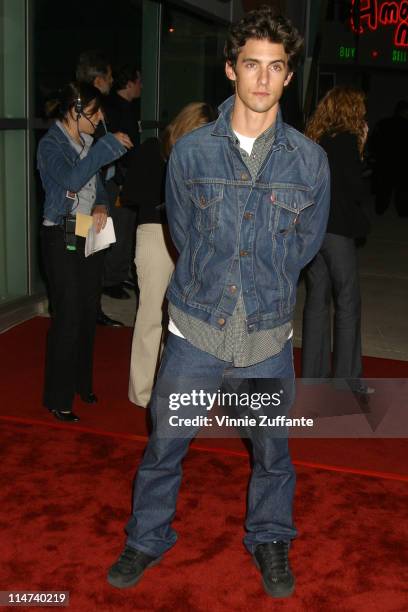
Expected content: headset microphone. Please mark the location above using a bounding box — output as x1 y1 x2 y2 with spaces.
87 117 97 129
74 95 83 120
80 114 98 130
101 115 108 134
73 94 102 133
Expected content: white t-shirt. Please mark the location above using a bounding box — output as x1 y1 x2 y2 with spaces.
233 130 256 155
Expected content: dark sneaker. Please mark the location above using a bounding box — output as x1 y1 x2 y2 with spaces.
107 546 162 589
253 541 295 598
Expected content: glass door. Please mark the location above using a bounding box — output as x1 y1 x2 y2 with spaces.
0 0 28 304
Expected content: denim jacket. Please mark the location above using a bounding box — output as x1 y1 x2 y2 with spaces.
165 95 330 333
37 122 126 224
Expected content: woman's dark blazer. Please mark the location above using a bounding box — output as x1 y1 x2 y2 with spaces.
320 132 370 238
120 137 166 225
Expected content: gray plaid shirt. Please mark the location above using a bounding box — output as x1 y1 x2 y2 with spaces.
169 121 292 366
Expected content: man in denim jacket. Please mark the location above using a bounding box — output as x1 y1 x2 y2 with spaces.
109 7 330 598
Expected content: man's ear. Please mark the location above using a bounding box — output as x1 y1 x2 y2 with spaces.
225 61 236 83
284 71 294 87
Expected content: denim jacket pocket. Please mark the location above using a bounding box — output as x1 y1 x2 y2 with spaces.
268 188 314 236
190 183 224 230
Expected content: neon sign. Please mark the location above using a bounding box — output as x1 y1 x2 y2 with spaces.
350 0 408 47
338 46 357 58
392 48 408 60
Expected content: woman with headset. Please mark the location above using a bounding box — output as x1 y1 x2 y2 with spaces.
38 81 132 422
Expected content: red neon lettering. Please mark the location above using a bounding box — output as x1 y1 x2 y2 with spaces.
401 1 408 21
395 22 408 47
379 2 399 25
350 0 408 46
350 0 378 34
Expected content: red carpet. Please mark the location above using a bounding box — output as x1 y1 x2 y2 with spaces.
1 319 408 610
1 421 407 612
1 317 407 477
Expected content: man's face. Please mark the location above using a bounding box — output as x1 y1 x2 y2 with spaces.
94 65 113 95
127 72 142 100
225 39 293 114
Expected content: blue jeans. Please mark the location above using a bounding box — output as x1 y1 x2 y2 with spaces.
126 333 297 556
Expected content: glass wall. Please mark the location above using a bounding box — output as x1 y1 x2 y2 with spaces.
0 0 25 118
30 0 143 297
160 4 229 124
0 0 27 305
0 0 232 319
0 131 27 300
33 0 143 117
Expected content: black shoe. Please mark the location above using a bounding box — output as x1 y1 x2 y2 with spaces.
350 383 375 408
354 384 375 395
79 392 98 404
103 285 130 300
49 409 80 423
107 546 162 589
97 311 124 327
254 541 295 598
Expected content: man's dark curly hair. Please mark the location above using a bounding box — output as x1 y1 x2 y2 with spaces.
224 6 304 72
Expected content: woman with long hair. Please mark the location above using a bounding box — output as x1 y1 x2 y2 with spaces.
121 102 217 408
38 81 132 421
301 86 370 385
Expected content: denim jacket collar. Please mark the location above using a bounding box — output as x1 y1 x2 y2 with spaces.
48 121 72 143
212 95 295 152
46 122 88 163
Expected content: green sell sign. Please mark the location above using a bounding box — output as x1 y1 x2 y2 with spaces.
392 49 408 62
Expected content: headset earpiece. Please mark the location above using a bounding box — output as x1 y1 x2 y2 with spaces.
74 95 83 119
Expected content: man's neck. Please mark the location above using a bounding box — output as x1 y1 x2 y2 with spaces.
230 100 278 138
116 89 133 102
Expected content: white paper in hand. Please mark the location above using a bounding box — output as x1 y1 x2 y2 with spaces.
85 217 116 257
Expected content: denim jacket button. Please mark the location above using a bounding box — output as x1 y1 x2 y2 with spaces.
199 196 206 207
239 250 249 257
240 173 249 181
244 212 253 220
229 285 237 293
218 318 226 326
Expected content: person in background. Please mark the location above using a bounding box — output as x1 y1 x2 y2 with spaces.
105 64 142 152
301 86 371 391
368 99 408 217
38 82 132 422
121 102 217 408
76 50 131 325
76 49 113 95
101 64 143 300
